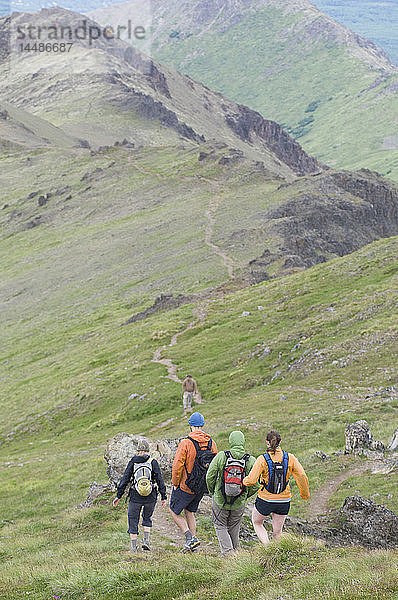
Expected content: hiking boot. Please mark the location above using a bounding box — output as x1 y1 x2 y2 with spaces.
142 541 151 551
181 536 200 553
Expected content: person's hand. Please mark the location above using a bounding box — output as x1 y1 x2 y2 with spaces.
113 497 120 508
173 485 177 491
161 500 167 508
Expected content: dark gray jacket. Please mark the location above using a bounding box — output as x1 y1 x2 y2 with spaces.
116 454 167 504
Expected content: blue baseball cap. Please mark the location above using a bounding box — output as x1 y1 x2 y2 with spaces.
189 412 205 427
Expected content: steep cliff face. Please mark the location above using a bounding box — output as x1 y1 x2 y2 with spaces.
0 7 321 177
88 0 398 180
226 105 323 176
248 170 398 282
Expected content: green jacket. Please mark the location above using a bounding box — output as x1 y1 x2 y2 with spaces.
206 431 259 510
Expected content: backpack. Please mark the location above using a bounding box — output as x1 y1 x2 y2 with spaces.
222 451 250 504
185 437 216 495
133 459 154 497
262 451 289 495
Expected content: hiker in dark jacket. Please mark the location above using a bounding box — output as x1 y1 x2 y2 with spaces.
113 439 167 552
206 431 259 555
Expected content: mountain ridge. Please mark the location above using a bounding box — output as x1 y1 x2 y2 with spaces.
88 0 398 180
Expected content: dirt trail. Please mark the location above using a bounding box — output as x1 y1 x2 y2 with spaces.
151 302 207 402
307 463 370 518
205 196 234 279
201 177 235 280
151 175 236 400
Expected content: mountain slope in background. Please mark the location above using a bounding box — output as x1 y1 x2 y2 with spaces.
315 0 398 65
89 0 398 180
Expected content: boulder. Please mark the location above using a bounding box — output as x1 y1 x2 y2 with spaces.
338 495 398 549
387 428 398 452
78 481 114 508
345 420 385 457
104 432 181 486
292 496 398 549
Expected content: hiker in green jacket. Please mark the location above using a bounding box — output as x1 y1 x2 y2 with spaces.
206 431 259 555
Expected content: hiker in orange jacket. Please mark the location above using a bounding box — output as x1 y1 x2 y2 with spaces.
243 430 310 546
169 412 217 552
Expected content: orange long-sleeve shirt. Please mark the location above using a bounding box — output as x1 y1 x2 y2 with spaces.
172 430 217 494
243 447 310 502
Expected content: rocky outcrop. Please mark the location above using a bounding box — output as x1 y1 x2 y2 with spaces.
104 432 180 486
247 169 398 282
110 91 205 144
122 293 196 326
387 429 398 452
225 104 323 176
294 496 398 549
345 420 385 457
79 481 114 509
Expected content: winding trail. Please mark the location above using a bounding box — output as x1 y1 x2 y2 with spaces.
151 175 236 407
307 463 370 518
151 303 207 402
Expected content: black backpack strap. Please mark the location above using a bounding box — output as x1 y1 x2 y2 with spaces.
207 438 213 450
187 436 201 453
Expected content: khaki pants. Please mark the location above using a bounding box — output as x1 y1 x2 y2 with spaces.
212 499 244 555
183 391 193 410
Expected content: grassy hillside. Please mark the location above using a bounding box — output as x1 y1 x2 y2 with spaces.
315 0 398 64
90 0 398 180
1 233 397 599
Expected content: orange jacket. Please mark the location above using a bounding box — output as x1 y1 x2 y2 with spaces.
243 446 310 502
172 430 217 494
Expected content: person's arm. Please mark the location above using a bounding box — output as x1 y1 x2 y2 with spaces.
172 440 188 488
116 458 135 498
206 452 223 495
291 455 310 500
113 458 135 506
246 456 261 498
152 459 167 500
243 455 265 487
193 379 198 393
182 380 186 393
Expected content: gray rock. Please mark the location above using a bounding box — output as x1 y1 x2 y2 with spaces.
387 428 398 452
345 420 385 456
104 432 181 486
78 481 114 508
292 495 398 549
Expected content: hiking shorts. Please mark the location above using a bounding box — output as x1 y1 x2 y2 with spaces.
170 487 204 515
128 500 156 534
255 498 290 516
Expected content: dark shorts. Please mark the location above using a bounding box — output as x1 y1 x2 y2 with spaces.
255 497 290 516
170 487 204 515
128 501 156 534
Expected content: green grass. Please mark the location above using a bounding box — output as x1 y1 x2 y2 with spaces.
114 2 398 180
1 142 398 599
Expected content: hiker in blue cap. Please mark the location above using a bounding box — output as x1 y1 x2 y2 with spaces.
169 412 217 552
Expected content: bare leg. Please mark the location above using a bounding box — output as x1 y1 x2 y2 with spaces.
169 508 190 534
184 509 196 536
271 513 287 541
130 533 137 541
251 507 270 546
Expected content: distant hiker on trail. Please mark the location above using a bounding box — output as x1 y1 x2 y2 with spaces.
206 430 259 556
113 439 167 553
169 412 217 552
243 430 310 547
182 374 198 414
